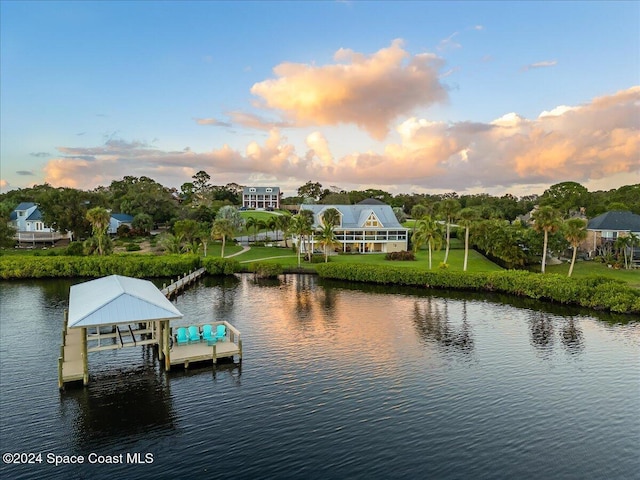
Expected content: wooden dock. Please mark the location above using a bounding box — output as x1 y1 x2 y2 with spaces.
168 321 242 369
58 268 241 389
161 268 206 298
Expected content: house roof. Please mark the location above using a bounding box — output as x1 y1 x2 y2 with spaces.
111 213 134 222
243 186 280 194
68 275 183 328
26 209 44 221
15 202 36 211
301 204 405 229
587 211 640 232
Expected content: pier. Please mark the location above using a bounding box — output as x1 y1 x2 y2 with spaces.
58 270 241 389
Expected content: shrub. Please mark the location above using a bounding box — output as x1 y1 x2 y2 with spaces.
249 262 283 278
202 257 241 275
385 251 415 261
314 264 639 314
126 244 141 251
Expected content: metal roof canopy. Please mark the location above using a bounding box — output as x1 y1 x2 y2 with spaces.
68 275 183 328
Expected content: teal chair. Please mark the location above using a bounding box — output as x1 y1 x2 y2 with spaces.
202 324 214 342
214 324 226 342
176 327 188 346
187 325 201 342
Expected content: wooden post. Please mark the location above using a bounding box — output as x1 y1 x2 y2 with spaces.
164 320 171 371
238 339 242 362
82 327 89 386
158 321 164 360
212 344 217 364
58 357 64 390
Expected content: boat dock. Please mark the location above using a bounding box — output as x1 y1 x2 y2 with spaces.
161 268 206 298
58 270 241 389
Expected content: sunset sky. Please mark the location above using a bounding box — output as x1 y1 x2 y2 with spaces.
1 1 638 197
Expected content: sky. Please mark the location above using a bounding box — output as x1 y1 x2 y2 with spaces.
1 1 639 198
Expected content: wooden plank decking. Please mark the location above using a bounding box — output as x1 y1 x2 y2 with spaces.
169 338 242 368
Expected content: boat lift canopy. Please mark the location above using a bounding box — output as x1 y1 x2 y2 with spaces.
67 275 183 328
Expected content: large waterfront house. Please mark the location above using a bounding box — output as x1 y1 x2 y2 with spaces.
242 186 281 210
9 202 69 245
298 202 409 254
584 210 640 260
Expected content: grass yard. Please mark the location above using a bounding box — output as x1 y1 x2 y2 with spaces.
544 261 640 288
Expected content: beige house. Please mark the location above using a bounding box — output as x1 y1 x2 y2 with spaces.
299 202 408 254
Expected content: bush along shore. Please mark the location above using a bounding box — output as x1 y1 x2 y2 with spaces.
315 264 640 314
2 255 638 314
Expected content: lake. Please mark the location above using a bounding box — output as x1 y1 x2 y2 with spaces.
0 274 638 479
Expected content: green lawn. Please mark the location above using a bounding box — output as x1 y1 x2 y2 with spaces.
544 261 640 288
225 244 502 273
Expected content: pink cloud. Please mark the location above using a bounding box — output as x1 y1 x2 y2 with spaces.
250 39 448 140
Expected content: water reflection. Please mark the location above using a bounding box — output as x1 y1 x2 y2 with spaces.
60 355 175 452
529 312 555 353
412 298 474 353
560 317 584 354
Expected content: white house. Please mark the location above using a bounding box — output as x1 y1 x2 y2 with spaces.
9 202 69 245
299 202 408 254
242 187 281 209
109 213 135 235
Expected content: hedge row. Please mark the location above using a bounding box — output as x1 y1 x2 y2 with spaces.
315 264 640 314
0 254 232 279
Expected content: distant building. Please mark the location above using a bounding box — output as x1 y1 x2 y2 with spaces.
584 210 640 259
242 187 281 209
8 202 69 245
109 213 135 235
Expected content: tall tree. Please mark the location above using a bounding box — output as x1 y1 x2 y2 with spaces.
412 216 442 270
211 218 234 258
216 205 245 231
438 198 461 264
290 213 313 267
532 206 562 273
297 181 323 202
458 207 479 272
316 222 340 262
540 181 589 216
276 214 291 247
562 218 587 277
85 207 111 255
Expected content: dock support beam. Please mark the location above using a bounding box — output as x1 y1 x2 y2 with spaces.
163 320 171 371
82 327 89 386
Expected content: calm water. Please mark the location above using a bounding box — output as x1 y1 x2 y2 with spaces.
0 275 638 480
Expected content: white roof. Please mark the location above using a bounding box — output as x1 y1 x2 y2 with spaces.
68 275 183 328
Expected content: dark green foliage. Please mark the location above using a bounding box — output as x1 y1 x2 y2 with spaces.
385 251 416 261
315 264 639 314
65 242 85 256
201 257 240 275
0 254 200 279
249 262 283 278
126 243 141 251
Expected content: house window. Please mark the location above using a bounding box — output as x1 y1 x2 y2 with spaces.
266 188 272 192
602 231 617 240
249 187 256 193
365 214 381 227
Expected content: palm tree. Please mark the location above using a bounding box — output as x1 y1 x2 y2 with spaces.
86 207 111 255
562 218 587 277
290 213 313 267
458 207 478 271
266 216 278 241
412 216 443 270
628 232 639 268
245 216 258 243
211 218 234 258
321 207 341 227
158 232 184 254
299 209 315 261
532 206 561 273
438 199 461 265
316 222 340 262
614 236 630 269
276 214 291 247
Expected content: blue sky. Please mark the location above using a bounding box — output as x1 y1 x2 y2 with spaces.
1 1 638 197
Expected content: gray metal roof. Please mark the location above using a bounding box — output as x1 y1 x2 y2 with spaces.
243 186 280 194
15 202 36 211
68 275 183 328
587 211 640 232
301 204 406 229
